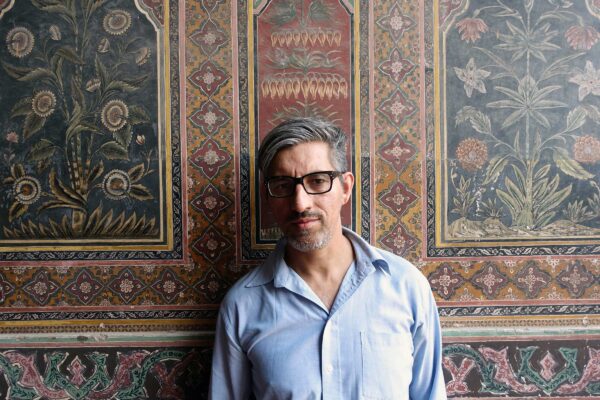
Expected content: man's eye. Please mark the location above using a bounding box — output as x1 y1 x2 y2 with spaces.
271 180 291 189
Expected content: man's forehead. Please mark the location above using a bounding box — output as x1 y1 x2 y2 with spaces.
268 142 334 174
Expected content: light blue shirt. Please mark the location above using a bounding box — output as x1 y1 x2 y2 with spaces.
210 228 447 399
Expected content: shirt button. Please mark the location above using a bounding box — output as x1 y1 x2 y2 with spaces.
325 364 334 375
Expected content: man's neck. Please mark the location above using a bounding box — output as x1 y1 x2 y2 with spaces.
284 230 355 309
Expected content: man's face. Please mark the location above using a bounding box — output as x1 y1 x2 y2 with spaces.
266 141 353 252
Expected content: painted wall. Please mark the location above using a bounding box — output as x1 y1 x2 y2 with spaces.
0 0 598 398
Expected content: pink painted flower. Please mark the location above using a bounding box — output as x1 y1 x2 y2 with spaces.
456 138 488 172
565 25 600 51
6 131 18 143
456 18 488 43
573 135 600 164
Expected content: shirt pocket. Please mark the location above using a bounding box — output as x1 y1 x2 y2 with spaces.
360 331 413 400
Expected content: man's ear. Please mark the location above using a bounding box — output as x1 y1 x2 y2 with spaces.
341 172 354 205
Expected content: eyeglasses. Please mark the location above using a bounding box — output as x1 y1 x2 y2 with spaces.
265 171 344 198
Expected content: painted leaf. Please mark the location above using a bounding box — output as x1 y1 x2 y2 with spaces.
129 184 153 201
128 106 150 125
38 200 84 213
88 161 105 183
100 141 129 160
30 0 72 16
504 177 526 207
535 164 551 180
496 188 519 218
8 202 27 223
1 61 33 80
49 169 85 206
128 164 145 182
55 46 85 65
29 139 56 161
470 111 491 134
114 125 132 148
106 80 141 93
538 184 571 212
10 97 33 118
565 107 587 132
540 53 585 82
17 68 55 82
553 148 594 180
95 56 108 89
482 154 511 185
23 113 46 140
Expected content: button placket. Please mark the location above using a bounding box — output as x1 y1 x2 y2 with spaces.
321 317 340 398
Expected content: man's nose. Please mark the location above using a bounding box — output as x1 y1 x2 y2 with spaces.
290 182 312 212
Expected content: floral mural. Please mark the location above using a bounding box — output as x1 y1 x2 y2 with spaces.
429 0 600 257
0 0 179 259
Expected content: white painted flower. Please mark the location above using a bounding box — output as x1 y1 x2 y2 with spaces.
390 16 405 31
390 101 407 117
204 32 217 45
454 58 490 98
204 150 219 165
569 60 600 101
203 71 216 85
204 111 217 125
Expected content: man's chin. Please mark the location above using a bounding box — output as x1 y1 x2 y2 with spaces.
286 231 332 253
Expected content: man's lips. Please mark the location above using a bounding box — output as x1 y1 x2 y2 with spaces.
292 217 319 229
288 213 321 229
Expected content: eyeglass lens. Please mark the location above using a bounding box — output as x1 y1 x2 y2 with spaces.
268 172 336 197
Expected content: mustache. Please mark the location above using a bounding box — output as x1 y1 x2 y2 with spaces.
288 211 322 222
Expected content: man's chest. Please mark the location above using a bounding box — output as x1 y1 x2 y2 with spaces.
240 290 415 399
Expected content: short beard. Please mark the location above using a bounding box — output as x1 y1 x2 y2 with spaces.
287 228 332 252
285 211 332 252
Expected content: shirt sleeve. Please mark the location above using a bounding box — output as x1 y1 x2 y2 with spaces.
409 287 447 400
209 303 252 400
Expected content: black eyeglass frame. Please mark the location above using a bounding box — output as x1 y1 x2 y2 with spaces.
264 171 345 198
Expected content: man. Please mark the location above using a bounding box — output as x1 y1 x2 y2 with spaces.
210 118 447 399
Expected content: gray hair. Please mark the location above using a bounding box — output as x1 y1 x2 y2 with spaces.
258 118 348 175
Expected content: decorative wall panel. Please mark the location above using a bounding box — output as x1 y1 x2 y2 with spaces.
238 0 373 260
0 0 184 262
0 0 597 398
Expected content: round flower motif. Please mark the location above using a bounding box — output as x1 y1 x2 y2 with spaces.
31 90 56 117
103 10 131 35
80 282 92 294
13 176 41 205
203 71 216 85
204 196 217 209
206 238 219 251
101 99 129 132
203 32 217 45
6 27 34 58
203 150 220 165
102 169 131 200
136 134 146 145
33 281 48 295
565 25 600 51
204 111 218 125
120 279 133 293
456 18 488 43
573 135 600 164
390 16 405 31
49 25 61 41
163 281 176 294
456 138 488 172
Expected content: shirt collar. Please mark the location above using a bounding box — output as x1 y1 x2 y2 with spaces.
245 227 389 288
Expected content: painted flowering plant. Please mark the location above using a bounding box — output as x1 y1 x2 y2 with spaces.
448 0 600 236
1 0 157 238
